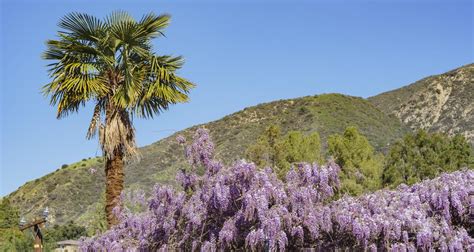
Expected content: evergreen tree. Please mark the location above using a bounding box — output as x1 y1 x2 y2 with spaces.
245 125 287 175
328 126 383 196
0 199 33 251
246 125 323 179
43 221 87 249
382 130 473 187
284 131 323 165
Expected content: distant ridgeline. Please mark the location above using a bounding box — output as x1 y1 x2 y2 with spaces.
6 64 474 228
369 63 474 145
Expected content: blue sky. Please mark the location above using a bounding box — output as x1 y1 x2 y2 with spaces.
1 0 472 196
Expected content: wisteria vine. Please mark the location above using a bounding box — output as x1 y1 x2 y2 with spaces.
81 128 474 251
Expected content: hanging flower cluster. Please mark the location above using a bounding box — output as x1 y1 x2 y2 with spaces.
81 128 473 251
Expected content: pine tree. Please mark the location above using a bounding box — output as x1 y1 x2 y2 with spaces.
328 126 383 196
246 125 323 179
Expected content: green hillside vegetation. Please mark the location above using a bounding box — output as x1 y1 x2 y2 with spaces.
42 221 87 250
6 93 409 227
247 126 473 197
74 194 107 236
0 197 88 251
0 199 33 251
246 125 384 196
383 130 474 187
6 158 105 225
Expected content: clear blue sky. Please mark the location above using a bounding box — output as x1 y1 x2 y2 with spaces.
1 0 472 196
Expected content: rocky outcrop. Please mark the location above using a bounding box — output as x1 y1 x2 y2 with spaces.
369 64 474 144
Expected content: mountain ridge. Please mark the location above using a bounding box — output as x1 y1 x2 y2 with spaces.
9 63 474 226
6 93 408 225
369 63 474 144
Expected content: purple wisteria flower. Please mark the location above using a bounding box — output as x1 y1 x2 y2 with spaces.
81 129 474 251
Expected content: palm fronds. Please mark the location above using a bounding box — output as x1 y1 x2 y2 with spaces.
43 11 194 159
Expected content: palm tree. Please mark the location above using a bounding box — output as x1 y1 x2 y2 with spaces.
42 11 194 227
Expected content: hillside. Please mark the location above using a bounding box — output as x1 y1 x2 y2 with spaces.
6 94 409 226
369 64 474 144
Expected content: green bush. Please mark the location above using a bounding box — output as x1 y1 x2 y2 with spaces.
43 221 87 250
298 106 309 115
0 199 34 251
382 130 473 187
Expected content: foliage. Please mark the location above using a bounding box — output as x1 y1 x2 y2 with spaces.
246 125 323 179
0 198 19 229
0 229 33 252
42 11 194 159
75 194 108 236
245 125 287 175
383 130 473 187
328 126 384 196
43 221 87 249
0 199 87 251
42 11 195 226
284 131 322 165
0 199 33 251
7 94 409 228
82 129 474 251
81 128 340 250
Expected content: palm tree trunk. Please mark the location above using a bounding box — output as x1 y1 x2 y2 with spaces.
105 148 124 227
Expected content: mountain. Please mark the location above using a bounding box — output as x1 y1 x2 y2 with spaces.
369 64 474 144
6 94 409 226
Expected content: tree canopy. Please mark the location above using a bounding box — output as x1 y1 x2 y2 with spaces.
245 125 322 179
44 221 87 246
328 126 383 195
382 130 473 187
42 11 194 161
42 11 194 226
0 199 32 251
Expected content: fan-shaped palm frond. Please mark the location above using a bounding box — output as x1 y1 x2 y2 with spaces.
58 12 105 41
43 11 194 227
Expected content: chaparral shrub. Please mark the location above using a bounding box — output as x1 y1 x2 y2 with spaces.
81 128 474 251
